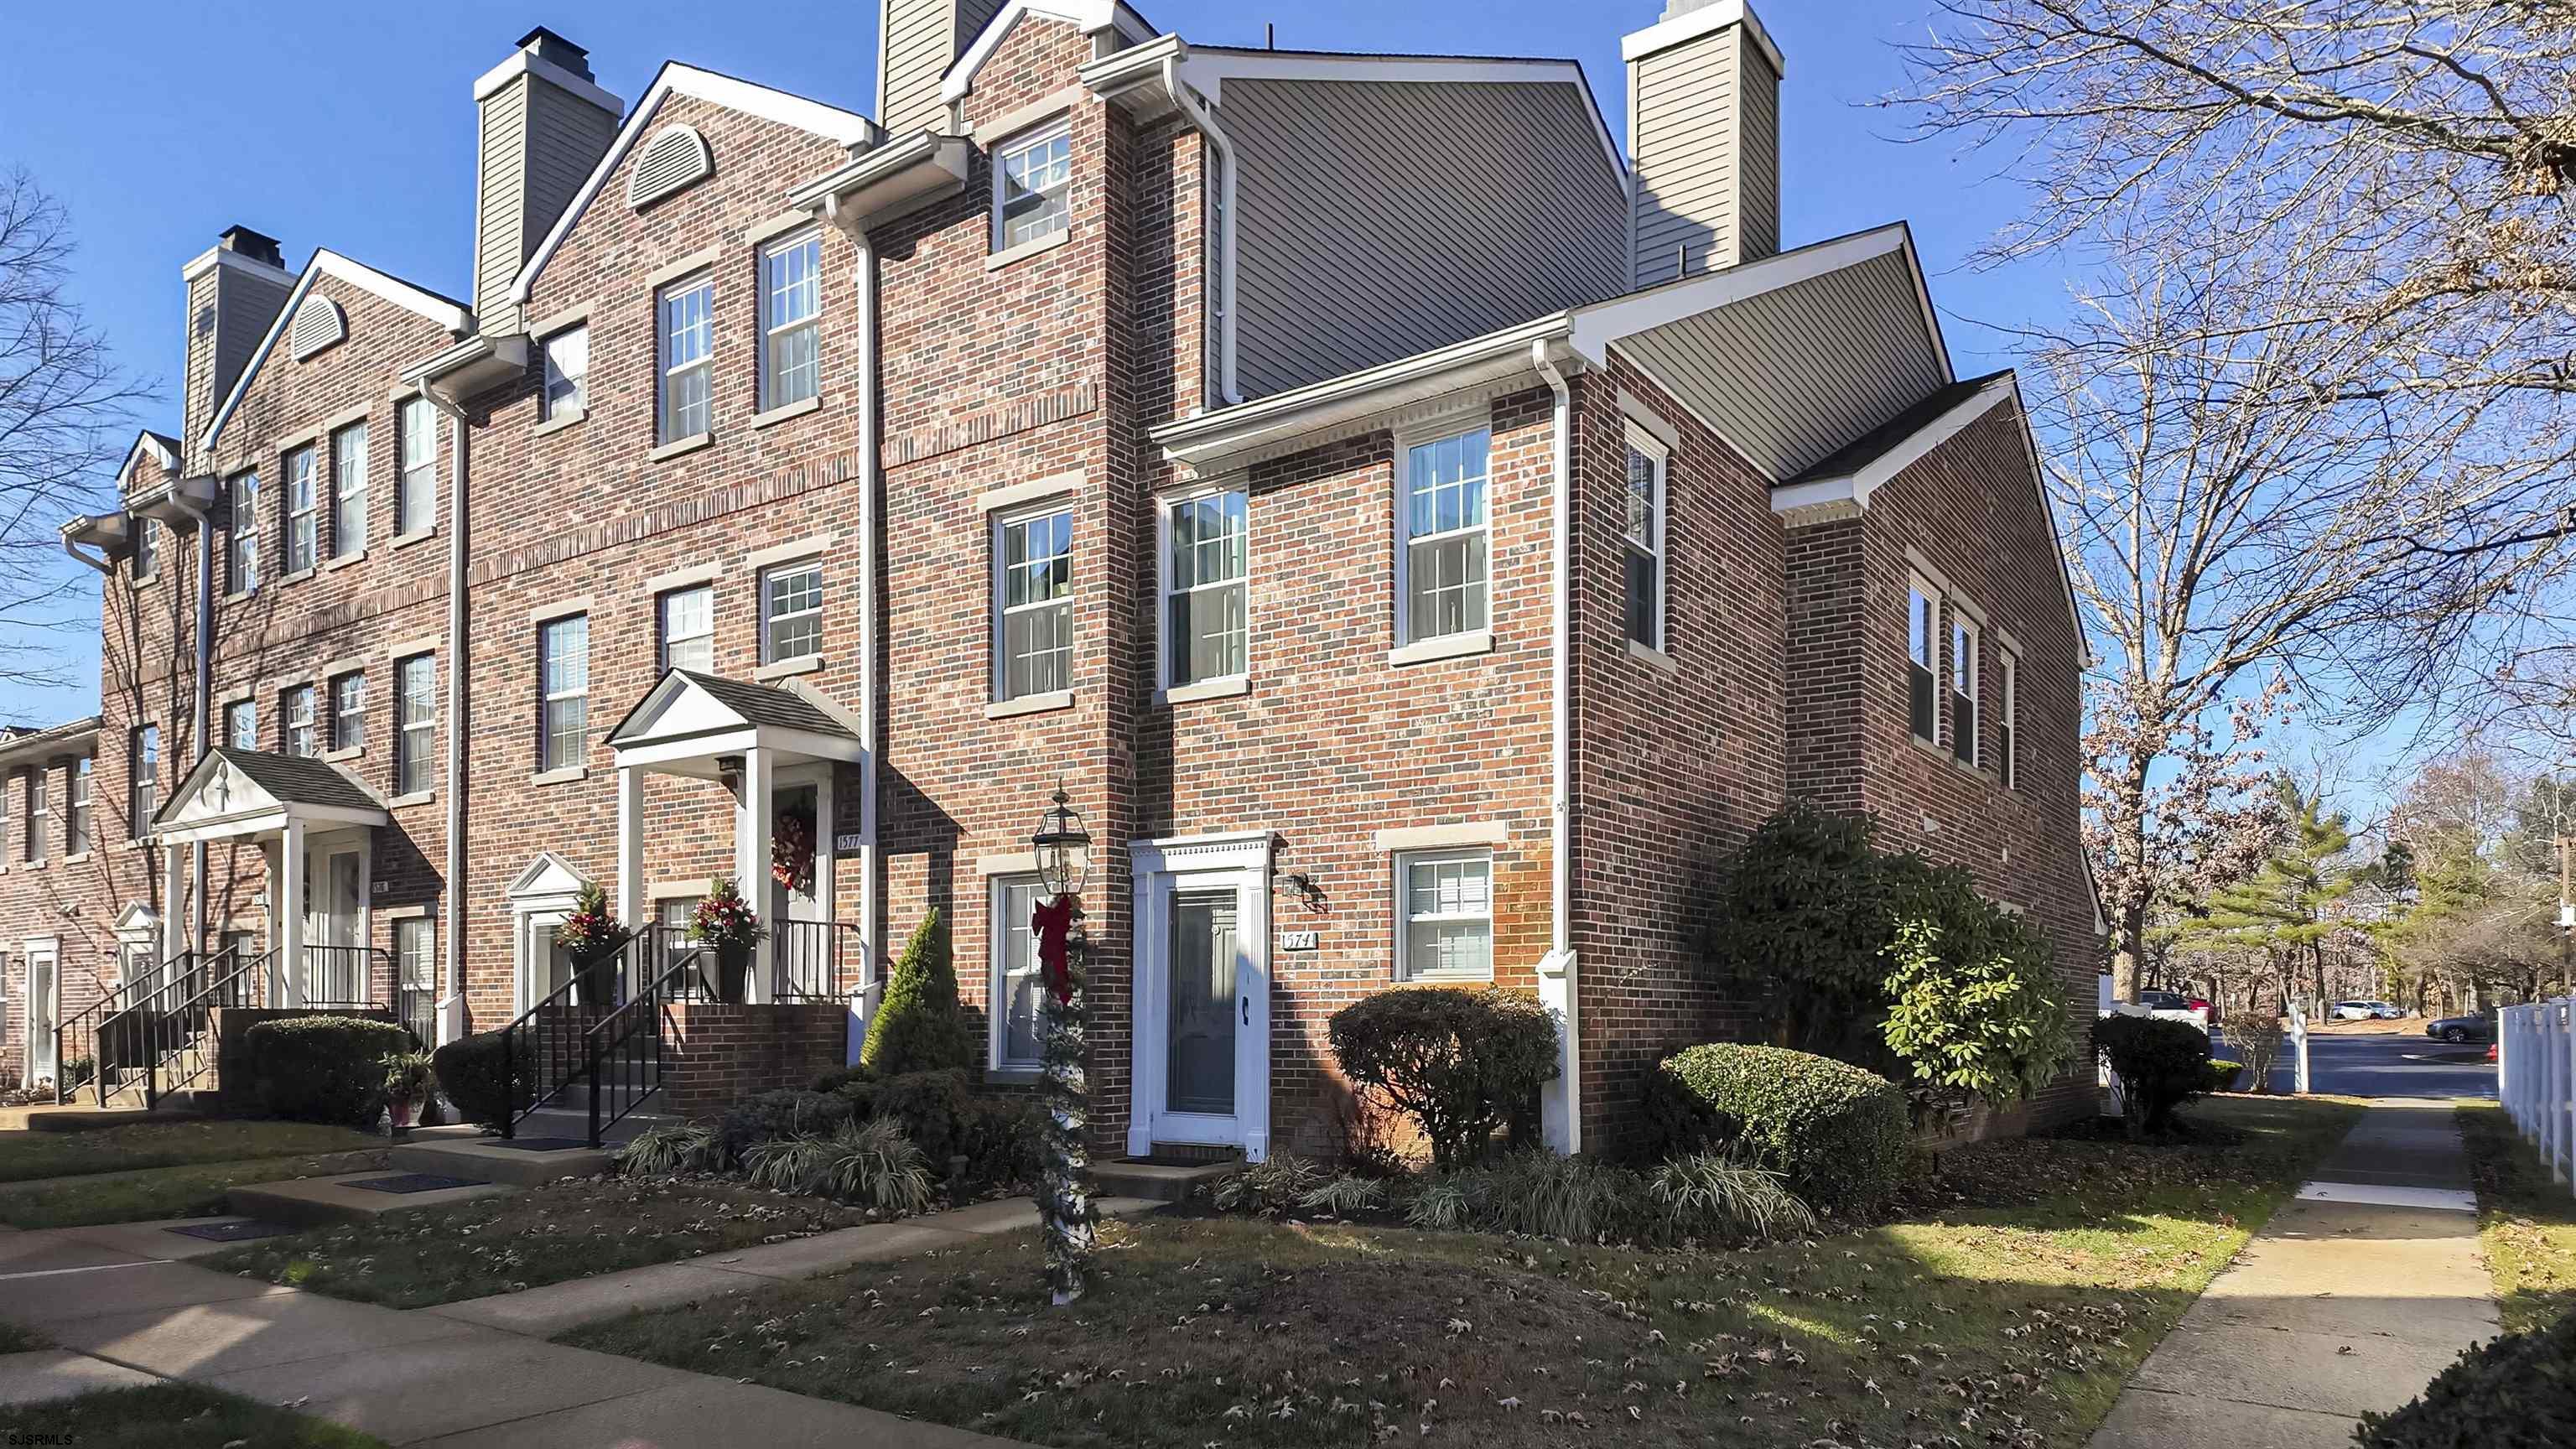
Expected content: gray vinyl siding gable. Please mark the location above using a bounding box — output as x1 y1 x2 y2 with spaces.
1736 44 1780 262
880 0 1006 138
475 82 531 313
523 81 620 259
1224 77 1626 399
1630 35 1737 287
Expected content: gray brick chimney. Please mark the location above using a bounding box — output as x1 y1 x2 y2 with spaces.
179 226 293 467
471 27 622 330
1625 0 1785 288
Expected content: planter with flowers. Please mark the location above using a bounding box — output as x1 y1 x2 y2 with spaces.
688 877 765 1004
553 881 633 1007
383 1051 436 1135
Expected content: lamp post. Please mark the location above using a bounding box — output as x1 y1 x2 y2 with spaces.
1029 784 1097 1306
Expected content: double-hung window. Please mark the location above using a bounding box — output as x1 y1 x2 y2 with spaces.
1950 612 1979 767
128 726 158 837
283 685 316 757
1395 849 1493 981
132 520 158 584
1163 488 1247 688
760 560 823 664
993 124 1072 251
24 767 47 863
283 444 318 575
396 918 435 997
227 470 260 594
541 325 588 423
397 396 436 537
1623 423 1668 650
226 699 257 752
1907 577 1940 745
759 230 823 413
657 276 714 443
995 506 1073 701
989 875 1043 1072
1400 427 1491 643
394 655 434 796
330 420 367 559
658 585 714 673
67 760 90 854
330 672 366 754
539 614 589 771
1999 648 2019 790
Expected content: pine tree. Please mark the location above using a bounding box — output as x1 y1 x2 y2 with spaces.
2178 776 2355 1008
859 910 974 1076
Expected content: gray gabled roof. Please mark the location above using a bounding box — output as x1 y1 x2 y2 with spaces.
159 746 387 824
1786 371 2014 487
605 670 859 745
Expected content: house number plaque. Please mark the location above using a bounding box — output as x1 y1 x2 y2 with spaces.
1279 930 1320 951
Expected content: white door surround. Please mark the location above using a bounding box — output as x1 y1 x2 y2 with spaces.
506 851 591 1015
23 938 58 1086
1127 831 1274 1163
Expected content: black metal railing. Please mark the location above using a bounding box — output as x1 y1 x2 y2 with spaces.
581 942 709 1146
129 946 257 1109
293 944 382 1010
773 918 871 1001
53 953 170 1106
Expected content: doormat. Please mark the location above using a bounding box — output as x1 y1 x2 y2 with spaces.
164 1219 297 1243
1119 1152 1240 1169
342 1173 486 1194
481 1137 589 1151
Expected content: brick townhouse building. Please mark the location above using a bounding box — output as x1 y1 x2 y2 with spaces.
18 0 2101 1154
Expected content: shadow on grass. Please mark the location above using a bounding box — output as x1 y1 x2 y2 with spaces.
2457 1100 2576 1334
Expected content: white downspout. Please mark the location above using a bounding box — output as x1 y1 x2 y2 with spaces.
1162 57 1242 408
177 490 216 958
823 195 885 1062
422 389 472 1045
1533 339 1581 1155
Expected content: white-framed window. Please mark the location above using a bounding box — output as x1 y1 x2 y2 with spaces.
283 444 318 574
67 759 90 854
330 419 367 558
127 726 158 837
132 518 158 583
541 325 588 423
1950 611 1979 768
539 614 589 771
1907 576 1940 745
283 684 316 757
395 917 435 994
330 671 366 753
995 506 1073 700
225 699 257 752
1623 423 1667 650
397 396 437 536
1999 648 2019 790
0 774 12 860
227 470 260 594
760 559 823 664
1162 486 1247 688
992 123 1072 250
658 584 714 673
657 276 714 442
24 766 47 863
1399 425 1492 643
1395 849 1493 981
394 655 434 796
989 874 1043 1072
760 230 823 413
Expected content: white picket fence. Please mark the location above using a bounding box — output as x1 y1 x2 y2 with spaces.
2499 999 2576 1189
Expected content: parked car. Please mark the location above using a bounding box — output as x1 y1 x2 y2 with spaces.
2427 1012 2495 1044
2371 1001 2406 1019
2331 1000 2377 1021
2133 989 2191 1012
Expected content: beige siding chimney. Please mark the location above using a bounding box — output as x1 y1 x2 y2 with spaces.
179 226 293 468
471 28 622 328
878 0 1007 137
1625 0 1784 288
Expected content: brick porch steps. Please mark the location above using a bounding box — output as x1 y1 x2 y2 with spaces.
391 1128 618 1187
1093 1156 1239 1202
225 1171 517 1227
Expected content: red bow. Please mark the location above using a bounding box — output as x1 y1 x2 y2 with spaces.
1031 893 1078 1004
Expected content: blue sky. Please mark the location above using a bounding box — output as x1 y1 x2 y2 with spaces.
3 0 2051 725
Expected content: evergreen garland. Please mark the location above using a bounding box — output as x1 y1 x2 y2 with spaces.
1035 912 1098 1306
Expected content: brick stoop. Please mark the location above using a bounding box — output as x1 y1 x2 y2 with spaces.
1093 1156 1240 1203
391 1130 616 1187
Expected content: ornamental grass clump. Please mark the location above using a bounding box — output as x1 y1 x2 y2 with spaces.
617 1121 724 1176
1647 1152 1817 1241
743 1118 933 1214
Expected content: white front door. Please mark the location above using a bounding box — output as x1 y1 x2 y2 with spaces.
1129 834 1273 1162
27 948 58 1083
301 842 366 1003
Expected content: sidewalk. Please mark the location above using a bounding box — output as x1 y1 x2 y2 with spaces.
2089 1098 2501 1448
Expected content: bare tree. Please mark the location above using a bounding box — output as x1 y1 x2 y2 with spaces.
0 168 147 704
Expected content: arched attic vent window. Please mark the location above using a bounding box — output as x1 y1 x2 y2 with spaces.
628 124 714 208
288 295 346 361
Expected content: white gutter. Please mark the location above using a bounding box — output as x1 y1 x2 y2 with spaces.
415 386 474 1045
854 230 885 1050
1161 54 1242 408
172 486 216 958
1532 338 1581 1156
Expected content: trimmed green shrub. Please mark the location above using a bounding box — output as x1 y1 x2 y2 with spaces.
858 911 975 1077
715 1088 853 1163
1879 884 2075 1118
1642 1043 1911 1215
2207 1058 2246 1093
2095 1014 2215 1136
2354 1307 2576 1448
432 1031 521 1131
1327 985 1560 1170
243 1015 413 1126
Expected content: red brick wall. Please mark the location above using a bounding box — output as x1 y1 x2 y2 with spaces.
659 1000 848 1120
0 736 124 1087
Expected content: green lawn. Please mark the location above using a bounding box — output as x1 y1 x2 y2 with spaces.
0 1119 385 1182
2457 1100 2576 1333
0 1150 387 1228
205 1175 868 1308
0 1383 384 1448
567 1095 2360 1449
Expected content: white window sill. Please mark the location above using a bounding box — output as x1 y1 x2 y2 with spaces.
388 789 435 808
647 433 714 463
1161 675 1249 705
533 408 586 438
321 745 365 763
119 839 148 853
16 859 44 871
61 851 91 866
224 589 256 604
531 766 589 787
275 567 315 587
985 690 1075 720
1398 971 1495 986
984 1066 1042 1086
132 574 160 589
985 228 1071 272
1627 640 1677 673
753 655 824 681
389 527 439 551
1389 630 1493 667
751 395 822 429
322 549 367 572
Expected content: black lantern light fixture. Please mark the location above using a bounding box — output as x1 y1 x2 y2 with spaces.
1032 784 1093 902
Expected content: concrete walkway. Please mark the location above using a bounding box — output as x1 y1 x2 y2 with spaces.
2089 1098 2501 1448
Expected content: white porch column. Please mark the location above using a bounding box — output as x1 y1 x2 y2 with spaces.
615 765 645 928
278 817 306 1006
737 746 775 1003
159 844 189 972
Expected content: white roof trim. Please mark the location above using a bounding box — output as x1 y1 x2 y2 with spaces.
510 64 875 307
1621 0 1788 77
1770 374 2016 514
1568 223 1924 367
116 432 180 487
199 252 472 455
180 245 297 287
1180 49 1627 182
943 0 1156 105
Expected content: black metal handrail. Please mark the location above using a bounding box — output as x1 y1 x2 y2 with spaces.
148 947 274 1105
497 955 605 1140
53 955 160 1107
772 918 870 1001
292 944 387 1010
117 947 230 1110
581 942 709 1147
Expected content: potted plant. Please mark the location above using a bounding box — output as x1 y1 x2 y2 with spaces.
383 1051 435 1136
688 877 764 1003
554 880 633 1007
